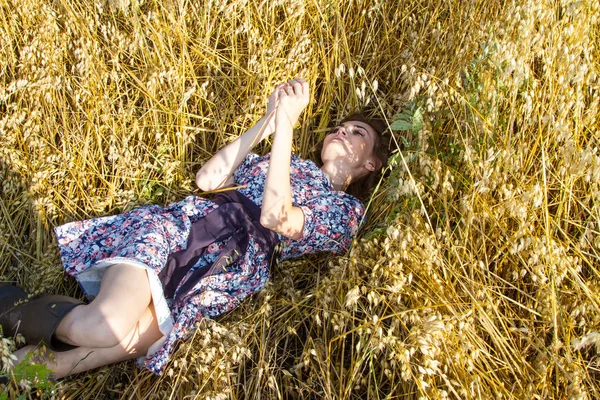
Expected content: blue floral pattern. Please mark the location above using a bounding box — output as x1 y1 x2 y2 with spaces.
54 152 365 374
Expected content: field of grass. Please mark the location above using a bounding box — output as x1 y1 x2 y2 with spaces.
0 0 599 398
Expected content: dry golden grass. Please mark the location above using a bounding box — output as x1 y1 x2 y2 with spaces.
0 0 599 398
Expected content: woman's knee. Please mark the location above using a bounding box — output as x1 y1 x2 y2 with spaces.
91 311 138 347
62 304 133 348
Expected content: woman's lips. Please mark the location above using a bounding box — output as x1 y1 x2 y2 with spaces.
330 137 349 151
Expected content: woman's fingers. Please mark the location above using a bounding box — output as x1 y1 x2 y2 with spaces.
277 78 308 99
289 80 301 92
275 78 308 95
278 87 290 98
272 83 289 98
299 79 309 96
288 78 308 96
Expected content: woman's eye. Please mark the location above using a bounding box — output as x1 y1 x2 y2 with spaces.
352 130 364 136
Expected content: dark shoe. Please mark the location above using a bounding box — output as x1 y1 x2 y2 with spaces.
0 283 29 334
0 293 83 351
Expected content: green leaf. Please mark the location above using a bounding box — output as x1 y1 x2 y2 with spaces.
390 106 424 133
362 227 386 240
11 353 55 391
411 107 423 133
390 119 412 131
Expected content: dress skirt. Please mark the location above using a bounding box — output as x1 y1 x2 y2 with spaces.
54 195 220 359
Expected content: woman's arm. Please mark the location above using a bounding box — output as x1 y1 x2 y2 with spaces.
196 86 282 191
260 79 309 240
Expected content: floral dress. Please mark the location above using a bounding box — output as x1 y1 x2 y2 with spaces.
54 152 365 374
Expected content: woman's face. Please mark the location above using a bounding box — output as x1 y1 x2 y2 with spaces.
321 120 380 173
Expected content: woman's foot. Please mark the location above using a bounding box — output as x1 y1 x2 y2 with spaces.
3 345 56 388
13 344 36 365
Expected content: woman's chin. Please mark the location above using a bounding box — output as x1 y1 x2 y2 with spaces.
321 148 351 163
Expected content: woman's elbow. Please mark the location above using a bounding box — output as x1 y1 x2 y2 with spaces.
196 170 216 191
259 212 277 230
196 167 234 191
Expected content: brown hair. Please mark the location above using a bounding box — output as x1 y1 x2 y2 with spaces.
320 113 390 201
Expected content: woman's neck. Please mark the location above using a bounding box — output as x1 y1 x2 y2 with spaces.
320 162 352 191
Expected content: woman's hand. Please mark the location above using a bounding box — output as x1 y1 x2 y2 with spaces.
275 78 310 128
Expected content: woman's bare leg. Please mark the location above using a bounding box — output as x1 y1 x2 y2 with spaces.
14 303 162 379
55 264 152 348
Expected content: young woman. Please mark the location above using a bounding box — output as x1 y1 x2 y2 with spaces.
1 78 388 378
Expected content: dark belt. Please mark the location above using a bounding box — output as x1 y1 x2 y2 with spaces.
158 190 281 306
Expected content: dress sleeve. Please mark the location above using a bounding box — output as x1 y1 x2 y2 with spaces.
295 192 366 256
233 152 260 185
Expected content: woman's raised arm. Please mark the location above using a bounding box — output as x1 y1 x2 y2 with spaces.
260 78 309 240
195 86 282 191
